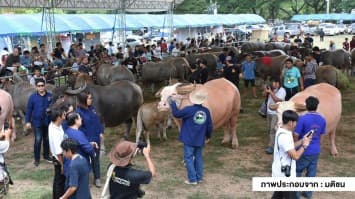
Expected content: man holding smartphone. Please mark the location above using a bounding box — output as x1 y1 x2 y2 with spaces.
294 96 326 199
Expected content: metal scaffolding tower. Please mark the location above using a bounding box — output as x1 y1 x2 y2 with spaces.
42 5 56 52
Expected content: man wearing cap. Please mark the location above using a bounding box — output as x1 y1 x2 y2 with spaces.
168 89 213 185
108 141 156 198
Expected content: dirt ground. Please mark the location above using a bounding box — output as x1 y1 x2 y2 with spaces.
4 34 355 199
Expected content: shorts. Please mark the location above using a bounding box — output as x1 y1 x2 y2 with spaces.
244 79 255 88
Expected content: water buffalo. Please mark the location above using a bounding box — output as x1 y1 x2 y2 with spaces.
269 83 341 156
264 42 291 52
240 42 265 54
320 49 351 75
135 101 170 145
96 64 135 86
53 80 143 139
252 49 286 57
185 53 218 75
0 89 16 141
141 57 190 91
315 65 349 89
156 78 241 148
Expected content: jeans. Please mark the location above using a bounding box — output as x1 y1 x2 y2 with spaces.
296 154 319 199
53 158 65 199
91 146 101 179
272 191 297 199
183 144 203 183
34 125 50 162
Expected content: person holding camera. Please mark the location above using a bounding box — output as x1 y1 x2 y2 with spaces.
294 96 326 199
264 78 286 154
107 140 156 199
272 110 312 199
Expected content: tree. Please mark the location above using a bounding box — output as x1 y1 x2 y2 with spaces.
304 0 326 13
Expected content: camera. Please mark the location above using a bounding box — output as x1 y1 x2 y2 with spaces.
3 122 9 130
281 165 291 177
137 141 147 150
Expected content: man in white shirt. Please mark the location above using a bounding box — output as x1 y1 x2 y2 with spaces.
271 110 311 199
48 107 66 199
265 78 286 154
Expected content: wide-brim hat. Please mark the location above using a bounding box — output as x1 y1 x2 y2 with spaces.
189 89 208 105
110 141 137 167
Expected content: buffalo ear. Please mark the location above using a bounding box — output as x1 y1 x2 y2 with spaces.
269 103 279 111
155 87 164 98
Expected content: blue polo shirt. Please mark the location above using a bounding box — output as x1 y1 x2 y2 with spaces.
66 155 91 199
295 112 326 156
170 102 213 147
25 91 52 127
241 60 256 80
76 106 104 143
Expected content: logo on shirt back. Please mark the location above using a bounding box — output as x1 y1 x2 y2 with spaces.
193 111 207 125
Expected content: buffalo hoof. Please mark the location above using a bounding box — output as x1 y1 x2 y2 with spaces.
221 140 229 147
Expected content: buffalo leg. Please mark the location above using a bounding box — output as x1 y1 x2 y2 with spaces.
162 121 168 141
124 118 133 140
329 130 338 156
221 122 231 146
230 115 239 149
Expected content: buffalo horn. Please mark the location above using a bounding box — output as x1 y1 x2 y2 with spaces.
269 103 279 110
294 103 306 111
65 82 87 95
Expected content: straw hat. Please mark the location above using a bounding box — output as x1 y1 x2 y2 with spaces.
110 141 137 167
189 89 208 105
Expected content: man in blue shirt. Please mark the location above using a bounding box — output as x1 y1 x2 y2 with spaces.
169 89 213 185
282 58 304 101
60 138 91 199
294 96 326 199
25 79 52 166
241 54 257 98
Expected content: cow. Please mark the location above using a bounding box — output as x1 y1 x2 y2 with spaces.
0 89 16 141
320 49 351 75
96 64 135 86
52 80 143 139
156 78 241 148
269 83 341 156
135 102 170 145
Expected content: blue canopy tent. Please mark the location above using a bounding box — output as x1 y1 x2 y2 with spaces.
0 14 266 37
291 13 355 22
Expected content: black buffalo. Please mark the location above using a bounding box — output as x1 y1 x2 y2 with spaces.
52 80 143 139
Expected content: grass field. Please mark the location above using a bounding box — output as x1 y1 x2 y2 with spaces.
4 34 355 199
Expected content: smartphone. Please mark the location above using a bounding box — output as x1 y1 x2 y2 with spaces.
307 129 315 137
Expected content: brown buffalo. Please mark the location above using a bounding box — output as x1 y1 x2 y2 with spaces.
270 83 342 155
320 49 351 75
157 78 241 148
135 102 170 145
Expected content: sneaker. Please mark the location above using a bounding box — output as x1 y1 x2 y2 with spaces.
184 180 197 185
34 161 40 167
265 147 274 154
43 157 53 163
94 179 102 188
197 180 203 183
